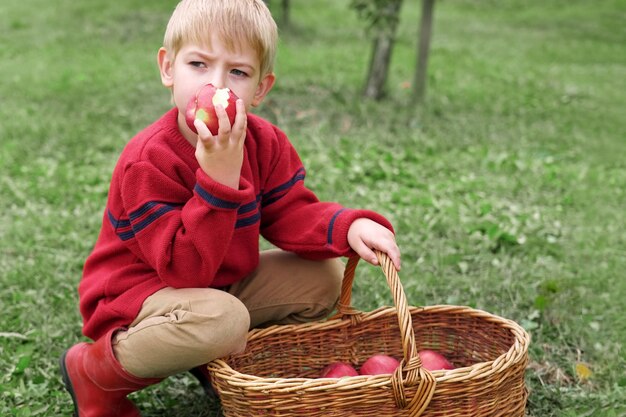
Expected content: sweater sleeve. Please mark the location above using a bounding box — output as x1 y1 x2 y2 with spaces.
114 161 255 288
259 131 394 259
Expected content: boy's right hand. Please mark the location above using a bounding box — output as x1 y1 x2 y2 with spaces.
347 218 401 271
194 99 247 190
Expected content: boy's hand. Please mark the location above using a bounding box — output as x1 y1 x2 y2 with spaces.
347 218 401 271
194 99 247 189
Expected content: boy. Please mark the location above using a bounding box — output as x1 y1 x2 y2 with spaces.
59 0 401 415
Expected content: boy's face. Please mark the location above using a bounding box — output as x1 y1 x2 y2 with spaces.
158 33 275 141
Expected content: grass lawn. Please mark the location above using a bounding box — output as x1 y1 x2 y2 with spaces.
1 0 625 415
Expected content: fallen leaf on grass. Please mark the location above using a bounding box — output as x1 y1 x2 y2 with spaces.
575 362 592 382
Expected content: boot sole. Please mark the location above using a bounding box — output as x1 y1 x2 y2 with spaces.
59 350 79 417
189 367 218 400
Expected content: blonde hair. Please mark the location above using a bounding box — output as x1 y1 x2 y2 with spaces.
163 0 278 78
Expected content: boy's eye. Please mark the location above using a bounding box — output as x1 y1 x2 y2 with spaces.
230 69 248 77
190 61 205 68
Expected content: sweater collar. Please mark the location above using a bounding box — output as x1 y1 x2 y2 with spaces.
162 107 196 156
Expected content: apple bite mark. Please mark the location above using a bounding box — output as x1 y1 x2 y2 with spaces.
185 83 239 136
212 88 231 108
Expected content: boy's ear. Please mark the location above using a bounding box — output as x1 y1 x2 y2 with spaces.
251 73 276 107
157 47 174 88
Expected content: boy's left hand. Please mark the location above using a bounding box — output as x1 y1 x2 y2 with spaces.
193 99 247 190
347 218 401 271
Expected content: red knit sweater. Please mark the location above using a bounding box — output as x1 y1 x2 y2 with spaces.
79 108 393 340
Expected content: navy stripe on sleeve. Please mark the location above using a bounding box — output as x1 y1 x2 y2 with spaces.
238 195 261 215
261 168 305 207
327 208 346 245
108 210 135 241
194 184 240 209
236 211 261 228
235 196 261 229
109 202 181 241
108 210 130 229
130 205 177 234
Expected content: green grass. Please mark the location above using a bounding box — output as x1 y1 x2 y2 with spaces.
1 0 625 416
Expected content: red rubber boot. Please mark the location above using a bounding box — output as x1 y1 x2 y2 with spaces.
59 329 161 417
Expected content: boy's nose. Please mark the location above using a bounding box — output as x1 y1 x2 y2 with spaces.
207 72 228 89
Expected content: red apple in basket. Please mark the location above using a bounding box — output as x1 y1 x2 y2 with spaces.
359 354 401 375
418 349 454 371
185 83 239 135
320 362 359 378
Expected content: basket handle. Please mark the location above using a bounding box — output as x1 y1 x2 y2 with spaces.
336 251 437 414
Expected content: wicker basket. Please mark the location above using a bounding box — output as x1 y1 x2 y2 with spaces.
207 251 530 416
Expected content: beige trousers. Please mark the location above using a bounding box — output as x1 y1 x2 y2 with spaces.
112 250 344 378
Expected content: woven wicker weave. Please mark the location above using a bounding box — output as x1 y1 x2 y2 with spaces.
207 251 530 416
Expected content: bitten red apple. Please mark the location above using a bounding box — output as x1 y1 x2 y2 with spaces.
185 83 239 135
359 354 401 375
418 349 454 371
320 362 359 378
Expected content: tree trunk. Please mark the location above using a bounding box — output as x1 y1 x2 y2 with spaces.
281 0 290 27
364 36 395 100
411 0 435 105
265 0 290 27
363 0 402 100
